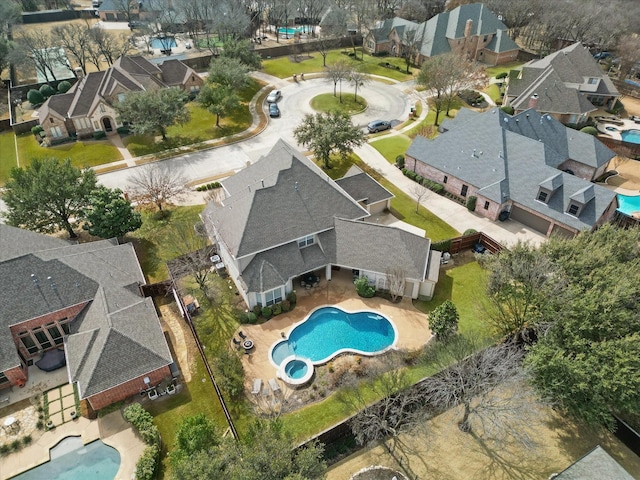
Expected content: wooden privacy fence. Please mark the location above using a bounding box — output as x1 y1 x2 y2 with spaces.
440 232 504 255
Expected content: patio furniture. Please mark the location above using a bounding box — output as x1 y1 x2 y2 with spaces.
147 389 158 400
268 378 281 393
3 416 19 434
232 338 242 347
239 331 247 340
242 339 254 352
252 379 262 395
165 383 176 395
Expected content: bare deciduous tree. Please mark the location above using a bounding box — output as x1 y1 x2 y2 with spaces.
52 22 93 76
326 59 351 101
166 221 215 295
88 27 130 67
14 30 61 82
349 69 369 102
385 266 406 302
410 184 428 213
616 34 640 80
127 163 188 211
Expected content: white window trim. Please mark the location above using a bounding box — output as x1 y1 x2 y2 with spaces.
263 287 283 307
297 234 315 248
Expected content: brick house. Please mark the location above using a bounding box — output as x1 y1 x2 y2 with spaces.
0 225 173 413
364 3 519 66
504 43 620 127
37 55 203 140
405 108 618 238
201 140 441 309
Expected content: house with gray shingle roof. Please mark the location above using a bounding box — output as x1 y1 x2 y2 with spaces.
0 224 173 412
37 55 203 142
202 140 440 309
505 42 619 126
551 445 635 480
405 108 618 238
364 3 519 66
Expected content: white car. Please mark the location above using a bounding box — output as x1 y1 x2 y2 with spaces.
267 90 282 103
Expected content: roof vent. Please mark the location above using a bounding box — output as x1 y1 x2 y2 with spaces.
294 181 299 191
31 273 38 286
261 179 264 188
503 118 508 123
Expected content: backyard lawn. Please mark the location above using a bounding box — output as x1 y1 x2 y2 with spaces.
483 83 502 103
483 61 524 79
0 131 17 185
262 48 416 82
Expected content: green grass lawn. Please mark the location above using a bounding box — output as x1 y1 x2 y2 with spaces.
262 48 415 82
12 133 122 175
370 135 412 164
405 99 463 139
0 131 18 185
484 61 524 79
483 83 502 103
309 93 367 114
124 80 260 157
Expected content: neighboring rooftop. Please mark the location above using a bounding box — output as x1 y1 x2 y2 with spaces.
553 445 635 480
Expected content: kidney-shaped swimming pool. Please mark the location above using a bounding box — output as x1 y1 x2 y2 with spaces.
270 306 397 373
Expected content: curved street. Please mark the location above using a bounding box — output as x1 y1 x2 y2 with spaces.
98 72 544 246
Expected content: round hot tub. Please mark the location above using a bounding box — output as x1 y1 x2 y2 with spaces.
278 355 314 386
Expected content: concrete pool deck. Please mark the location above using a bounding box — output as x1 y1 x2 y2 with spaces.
237 269 432 398
0 411 145 480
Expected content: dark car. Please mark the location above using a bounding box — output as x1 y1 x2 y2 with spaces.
367 120 391 133
473 243 487 254
269 103 280 118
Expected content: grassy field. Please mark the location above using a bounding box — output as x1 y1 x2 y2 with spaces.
124 80 260 157
483 83 502 103
309 93 367 114
0 131 18 185
370 135 412 164
262 48 415 81
483 61 524 79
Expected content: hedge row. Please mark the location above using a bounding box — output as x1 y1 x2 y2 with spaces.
247 291 297 322
196 182 222 191
123 404 161 480
401 168 445 194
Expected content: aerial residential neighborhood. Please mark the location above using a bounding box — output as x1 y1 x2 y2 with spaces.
0 0 639 479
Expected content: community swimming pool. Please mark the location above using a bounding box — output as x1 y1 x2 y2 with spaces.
621 129 640 144
270 306 397 384
12 436 120 480
278 27 302 35
150 37 177 49
617 194 640 216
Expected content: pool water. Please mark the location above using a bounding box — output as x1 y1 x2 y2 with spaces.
621 129 640 144
271 306 396 367
150 37 177 49
12 437 120 480
284 359 308 379
617 194 640 216
278 27 302 35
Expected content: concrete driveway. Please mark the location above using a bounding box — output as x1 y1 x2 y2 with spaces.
97 75 412 191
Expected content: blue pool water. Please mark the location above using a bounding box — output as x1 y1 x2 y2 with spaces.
150 37 177 49
271 306 396 366
12 437 120 480
285 359 309 379
621 129 640 144
618 194 640 216
278 27 302 35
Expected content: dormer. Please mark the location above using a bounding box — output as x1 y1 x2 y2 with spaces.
297 234 315 249
566 184 595 217
536 173 563 204
580 76 600 93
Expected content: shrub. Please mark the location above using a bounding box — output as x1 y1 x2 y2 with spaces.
281 300 291 312
123 404 159 446
272 303 282 316
463 228 478 236
354 276 375 298
135 445 159 480
466 195 477 212
261 306 273 319
415 175 423 184
287 290 297 304
39 84 56 99
580 126 598 136
0 443 10 455
27 89 44 105
57 81 72 93
495 72 508 80
116 126 130 135
245 312 258 324
93 130 106 140
500 105 514 115
252 305 262 316
31 125 44 135
428 299 459 341
495 99 503 105
10 440 21 451
22 435 32 446
395 154 405 168
432 239 452 252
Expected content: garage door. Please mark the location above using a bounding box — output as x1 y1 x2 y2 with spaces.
509 206 550 235
550 224 575 239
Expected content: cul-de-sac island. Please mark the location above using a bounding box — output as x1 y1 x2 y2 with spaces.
0 1 639 479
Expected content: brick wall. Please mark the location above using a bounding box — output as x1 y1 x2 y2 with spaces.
2 366 27 386
9 303 88 362
86 365 171 411
558 159 596 181
42 114 70 139
406 155 480 201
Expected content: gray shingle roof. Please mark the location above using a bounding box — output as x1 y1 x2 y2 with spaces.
202 140 369 259
0 225 171 397
508 43 619 116
554 446 635 480
406 108 617 232
335 166 394 205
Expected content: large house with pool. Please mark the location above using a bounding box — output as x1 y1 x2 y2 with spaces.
0 224 174 414
201 140 441 310
405 108 618 238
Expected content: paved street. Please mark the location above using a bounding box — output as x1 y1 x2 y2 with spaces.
97 72 545 245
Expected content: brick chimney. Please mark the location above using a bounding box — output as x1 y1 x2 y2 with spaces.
465 19 473 38
528 94 539 109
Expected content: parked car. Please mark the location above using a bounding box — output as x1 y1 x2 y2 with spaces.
267 90 282 103
473 243 487 254
593 52 612 60
269 103 280 117
367 120 391 133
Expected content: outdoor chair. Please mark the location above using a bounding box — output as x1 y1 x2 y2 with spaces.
252 379 262 395
268 378 281 393
232 338 242 347
239 331 247 340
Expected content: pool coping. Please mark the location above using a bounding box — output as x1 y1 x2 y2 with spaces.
0 411 145 480
269 305 399 375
